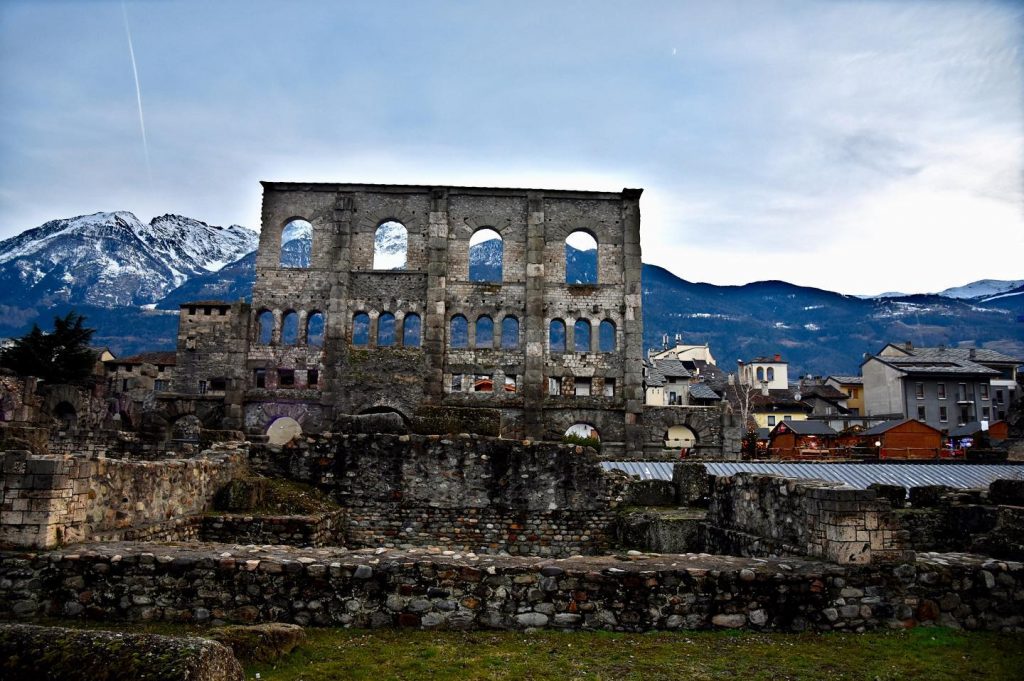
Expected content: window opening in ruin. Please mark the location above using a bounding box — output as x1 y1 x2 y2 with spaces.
599 320 616 352
209 377 227 392
575 377 592 396
564 423 599 443
504 375 517 393
170 415 202 443
603 378 615 397
278 369 295 387
473 374 493 392
122 379 129 391
257 310 274 345
501 316 519 349
254 368 266 388
403 313 422 347
378 312 396 346
469 228 502 282
219 307 227 316
451 374 464 392
307 368 319 386
188 306 196 315
198 380 207 395
280 219 313 268
574 319 591 352
665 425 697 449
53 401 77 430
450 314 469 348
549 319 566 352
307 312 325 347
281 311 299 345
548 376 562 395
565 231 598 284
154 379 168 392
374 220 408 270
352 312 370 346
475 315 494 348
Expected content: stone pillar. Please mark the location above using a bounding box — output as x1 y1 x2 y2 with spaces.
523 192 547 438
621 189 645 453
323 193 355 410
422 188 450 403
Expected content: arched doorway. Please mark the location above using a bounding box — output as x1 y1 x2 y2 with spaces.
53 401 77 430
564 423 600 445
665 425 698 449
266 416 303 446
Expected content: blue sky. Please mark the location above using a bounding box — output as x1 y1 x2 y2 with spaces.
1 0 1021 295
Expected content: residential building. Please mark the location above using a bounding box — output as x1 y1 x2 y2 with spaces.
737 354 788 391
825 375 864 415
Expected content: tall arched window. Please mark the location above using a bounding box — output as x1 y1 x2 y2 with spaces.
281 311 299 345
767 367 775 382
469 228 502 282
574 319 591 352
306 312 325 347
352 312 370 346
450 314 468 348
378 312 396 346
549 319 566 352
257 310 274 345
373 221 408 270
565 230 597 284
475 315 494 348
403 313 422 348
280 219 312 268
501 316 520 349
756 367 765 382
599 320 616 352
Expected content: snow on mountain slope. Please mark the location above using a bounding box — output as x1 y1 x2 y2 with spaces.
936 279 1024 300
0 211 257 308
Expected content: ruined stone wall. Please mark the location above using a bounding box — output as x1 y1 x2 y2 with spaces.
0 447 243 548
2 542 1021 632
704 473 912 565
250 432 625 556
200 511 345 548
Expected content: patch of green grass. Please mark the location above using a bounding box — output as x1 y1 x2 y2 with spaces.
20 620 1024 680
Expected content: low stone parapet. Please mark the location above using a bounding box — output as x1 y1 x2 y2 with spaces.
1 541 1020 632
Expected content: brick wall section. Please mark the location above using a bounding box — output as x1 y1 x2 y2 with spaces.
0 447 243 548
200 511 345 547
1 542 1020 632
703 473 912 565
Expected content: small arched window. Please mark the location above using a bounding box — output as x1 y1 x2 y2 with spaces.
599 320 616 352
565 231 597 284
549 319 566 352
352 312 370 346
403 313 422 348
281 311 299 345
501 316 520 349
756 367 765 382
475 315 494 349
280 219 312 268
767 367 775 382
374 221 408 270
306 312 325 347
378 312 396 347
257 310 274 345
469 228 503 282
573 319 591 352
450 314 469 348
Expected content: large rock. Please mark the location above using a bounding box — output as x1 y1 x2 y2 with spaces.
210 622 305 662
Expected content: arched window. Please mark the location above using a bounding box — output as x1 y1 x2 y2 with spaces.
565 423 599 443
281 311 299 345
475 315 494 349
374 221 408 270
306 312 325 347
450 314 469 348
469 228 502 282
565 230 597 284
352 312 370 346
574 319 591 352
756 367 765 382
280 219 312 268
767 367 775 381
599 320 616 352
403 313 422 348
549 319 566 352
501 316 520 349
378 312 396 346
257 310 274 345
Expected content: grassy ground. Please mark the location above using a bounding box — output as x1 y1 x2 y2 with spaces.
27 620 1022 680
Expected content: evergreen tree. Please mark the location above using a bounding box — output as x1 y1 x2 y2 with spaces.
0 311 98 384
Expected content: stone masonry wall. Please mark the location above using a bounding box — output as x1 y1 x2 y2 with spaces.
704 473 912 565
0 446 243 548
1 542 1021 632
251 432 626 556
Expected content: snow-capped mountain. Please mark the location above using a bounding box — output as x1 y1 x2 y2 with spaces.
0 211 257 307
373 221 407 270
936 279 1024 301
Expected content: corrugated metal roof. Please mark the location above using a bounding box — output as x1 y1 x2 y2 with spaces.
601 461 1024 489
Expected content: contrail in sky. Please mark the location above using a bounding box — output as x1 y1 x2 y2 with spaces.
121 1 151 182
